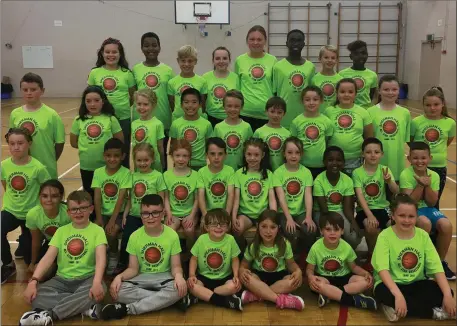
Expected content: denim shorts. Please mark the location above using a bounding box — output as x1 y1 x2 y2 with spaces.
417 207 446 229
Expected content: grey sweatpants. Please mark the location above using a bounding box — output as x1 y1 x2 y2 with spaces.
313 211 361 249
279 213 317 254
117 272 181 315
32 275 106 321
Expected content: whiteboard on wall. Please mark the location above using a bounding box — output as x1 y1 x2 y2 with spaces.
22 46 54 68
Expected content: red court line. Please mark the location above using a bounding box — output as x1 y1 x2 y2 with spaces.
337 305 349 326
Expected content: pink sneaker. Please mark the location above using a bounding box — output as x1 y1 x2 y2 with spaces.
241 290 261 304
276 294 305 311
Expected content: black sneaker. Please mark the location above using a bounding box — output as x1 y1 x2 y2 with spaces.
15 243 24 259
101 303 128 320
226 295 243 311
442 261 456 280
175 293 191 312
1 264 16 284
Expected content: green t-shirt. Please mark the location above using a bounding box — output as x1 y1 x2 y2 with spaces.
130 171 167 218
234 168 275 218
91 166 132 215
87 67 136 120
273 59 315 128
202 71 240 120
70 115 122 171
26 203 71 240
367 104 411 180
338 67 378 108
411 115 456 168
50 222 107 279
253 125 291 171
212 120 253 170
311 72 343 112
234 53 277 120
9 104 65 179
244 240 293 272
313 171 355 212
352 165 392 210
306 238 356 277
273 164 313 216
167 74 208 121
131 117 165 172
163 169 199 217
1 157 50 218
132 62 175 130
127 225 181 274
191 233 240 279
324 104 372 160
290 113 334 167
372 227 443 289
169 117 213 167
197 165 235 211
399 166 440 209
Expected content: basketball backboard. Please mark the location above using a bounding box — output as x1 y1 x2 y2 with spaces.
174 1 230 25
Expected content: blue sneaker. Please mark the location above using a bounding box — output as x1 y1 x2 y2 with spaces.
353 294 377 310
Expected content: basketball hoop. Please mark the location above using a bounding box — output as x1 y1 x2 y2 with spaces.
196 16 208 36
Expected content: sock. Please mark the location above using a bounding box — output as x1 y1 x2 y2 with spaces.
126 304 132 315
340 290 354 307
209 293 227 308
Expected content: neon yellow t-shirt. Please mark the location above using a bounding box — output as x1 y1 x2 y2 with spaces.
163 169 199 218
131 117 165 172
313 171 355 212
338 67 378 108
253 125 291 171
197 165 235 211
26 203 71 241
202 71 240 120
130 171 167 218
244 240 293 272
352 165 392 210
399 167 440 209
311 72 343 112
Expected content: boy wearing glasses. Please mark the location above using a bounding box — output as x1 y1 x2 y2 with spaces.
20 191 107 325
100 194 188 320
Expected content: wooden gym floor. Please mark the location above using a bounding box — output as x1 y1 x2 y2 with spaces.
1 98 456 325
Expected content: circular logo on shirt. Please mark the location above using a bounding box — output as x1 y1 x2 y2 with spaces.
226 134 241 149
328 192 342 205
174 185 189 201
322 83 335 97
20 121 36 135
145 246 161 264
286 180 301 196
261 256 278 272
11 175 27 191
179 85 191 94
213 86 227 99
268 136 282 151
207 252 223 269
247 181 262 197
401 251 418 270
425 128 440 143
382 120 397 135
145 74 159 88
305 125 320 140
337 114 353 129
44 225 58 237
211 182 226 197
324 259 341 272
103 78 117 91
134 182 147 198
103 183 118 198
365 183 380 197
354 77 365 91
291 73 304 88
184 128 198 143
250 66 265 80
86 123 102 139
134 127 146 142
67 238 85 256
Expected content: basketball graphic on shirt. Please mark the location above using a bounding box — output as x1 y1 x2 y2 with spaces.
134 128 146 142
103 183 118 198
382 120 397 135
329 192 342 205
286 180 301 196
251 66 264 79
103 78 116 91
305 125 320 140
401 251 418 270
183 128 197 143
213 86 226 99
324 259 341 272
211 182 226 197
174 185 189 201
365 183 380 197
338 114 353 129
21 121 36 135
322 83 335 97
145 74 158 88
425 128 440 143
268 136 282 151
145 246 161 264
11 175 26 191
354 77 364 91
44 226 58 237
226 134 240 149
86 124 102 139
67 238 84 256
207 252 223 269
134 182 146 198
179 85 191 94
262 256 278 272
247 181 262 197
291 73 304 88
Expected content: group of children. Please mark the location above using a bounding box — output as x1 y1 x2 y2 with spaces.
1 25 456 325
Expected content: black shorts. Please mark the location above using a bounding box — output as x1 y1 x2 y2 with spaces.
356 209 391 230
317 273 353 290
238 213 258 226
253 270 289 286
197 273 233 291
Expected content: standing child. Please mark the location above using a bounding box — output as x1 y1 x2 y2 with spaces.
91 138 132 275
324 78 374 175
372 194 456 322
368 75 411 183
411 86 456 206
253 97 291 171
70 85 124 201
339 40 378 109
313 146 360 249
311 45 343 113
273 29 315 128
187 209 242 311
306 212 377 310
131 88 165 172
100 194 188 320
20 191 107 325
197 138 235 217
9 73 65 179
400 141 455 279
170 88 213 171
212 90 253 170
291 86 333 179
239 210 305 311
203 47 240 128
1 128 50 283
88 37 136 168
168 45 207 121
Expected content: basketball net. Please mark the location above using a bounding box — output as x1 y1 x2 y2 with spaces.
196 16 208 35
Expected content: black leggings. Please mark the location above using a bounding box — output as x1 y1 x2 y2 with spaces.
428 166 447 209
207 114 224 129
80 169 96 221
240 115 267 133
1 210 31 265
375 280 451 319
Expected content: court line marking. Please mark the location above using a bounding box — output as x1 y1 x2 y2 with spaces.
58 163 80 179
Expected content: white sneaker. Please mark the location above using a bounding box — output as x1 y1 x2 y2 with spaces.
318 294 329 308
19 309 53 325
106 254 118 275
432 307 455 320
380 304 399 322
81 304 99 320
